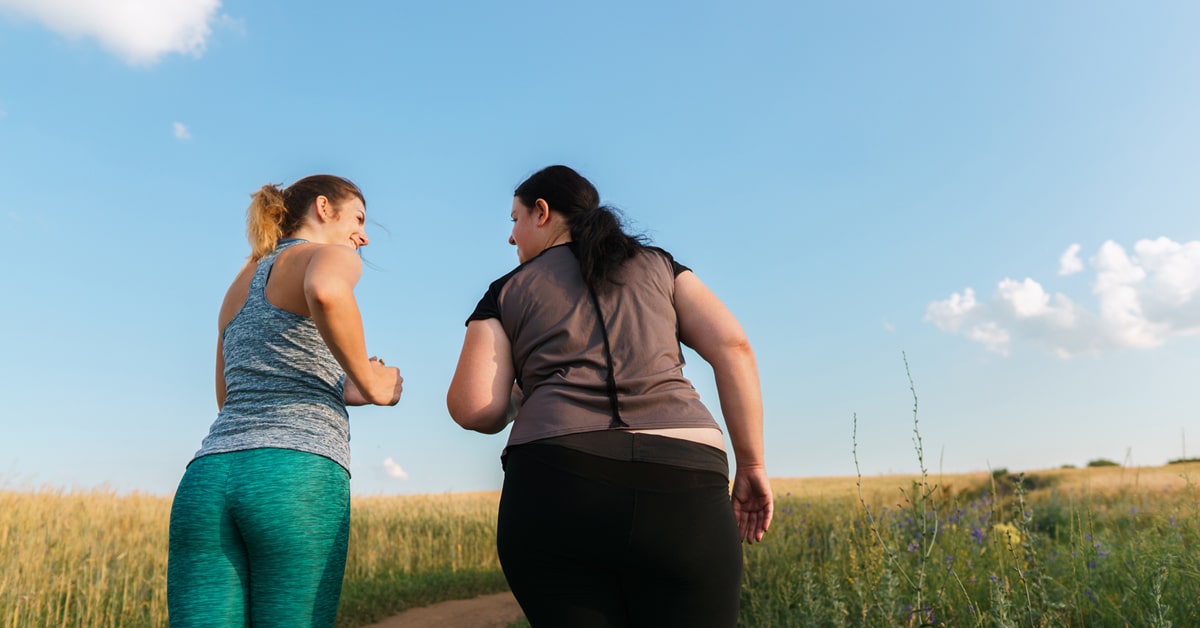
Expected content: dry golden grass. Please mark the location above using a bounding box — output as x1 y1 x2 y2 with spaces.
0 487 171 627
770 461 1200 502
0 486 506 627
351 490 501 515
5 463 1195 626
1027 461 1200 494
346 491 503 577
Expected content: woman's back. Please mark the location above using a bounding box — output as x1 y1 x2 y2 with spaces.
197 239 351 470
476 243 719 448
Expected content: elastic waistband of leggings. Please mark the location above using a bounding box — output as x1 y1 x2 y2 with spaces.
504 431 730 487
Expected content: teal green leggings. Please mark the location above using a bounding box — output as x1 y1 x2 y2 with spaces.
168 448 350 627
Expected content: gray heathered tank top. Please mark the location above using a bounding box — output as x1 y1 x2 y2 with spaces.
191 239 351 472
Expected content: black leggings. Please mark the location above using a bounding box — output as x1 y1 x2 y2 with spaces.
497 444 743 627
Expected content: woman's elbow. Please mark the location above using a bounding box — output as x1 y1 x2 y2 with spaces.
706 330 752 354
706 334 756 368
447 394 506 433
452 411 507 434
304 278 351 314
723 333 754 353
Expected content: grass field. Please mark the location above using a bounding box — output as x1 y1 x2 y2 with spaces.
753 462 1200 626
0 487 510 627
3 461 1197 627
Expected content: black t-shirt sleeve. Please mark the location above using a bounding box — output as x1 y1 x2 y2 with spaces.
466 266 523 325
647 246 692 276
466 280 503 325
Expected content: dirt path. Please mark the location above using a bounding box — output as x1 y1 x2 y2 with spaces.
360 592 523 628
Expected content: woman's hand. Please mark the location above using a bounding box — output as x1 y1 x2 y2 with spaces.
345 357 403 406
731 465 773 543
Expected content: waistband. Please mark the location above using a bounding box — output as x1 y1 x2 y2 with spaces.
504 430 729 478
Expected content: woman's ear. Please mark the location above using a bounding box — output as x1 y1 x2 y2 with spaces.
314 195 334 222
533 198 552 227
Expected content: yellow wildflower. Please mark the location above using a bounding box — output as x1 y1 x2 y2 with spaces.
993 522 1022 549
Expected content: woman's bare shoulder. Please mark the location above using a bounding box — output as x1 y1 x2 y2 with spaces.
218 259 257 329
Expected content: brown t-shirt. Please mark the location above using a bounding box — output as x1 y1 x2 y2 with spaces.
468 243 721 449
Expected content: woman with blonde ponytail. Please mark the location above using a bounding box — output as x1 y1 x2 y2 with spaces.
448 165 772 627
168 174 404 627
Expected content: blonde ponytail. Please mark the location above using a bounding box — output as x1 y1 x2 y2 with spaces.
247 184 288 261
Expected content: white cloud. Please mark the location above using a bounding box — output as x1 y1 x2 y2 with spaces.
882 321 896 332
1135 237 1200 306
995 277 1079 327
997 277 1052 318
924 287 977 333
925 238 1200 358
1091 240 1161 349
1058 243 1083 276
383 457 408 480
0 0 224 65
173 121 191 140
965 322 1010 356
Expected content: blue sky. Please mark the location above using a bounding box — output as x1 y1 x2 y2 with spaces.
1 1 1197 496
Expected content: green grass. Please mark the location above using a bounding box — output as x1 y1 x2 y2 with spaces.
742 471 1199 626
737 354 1200 627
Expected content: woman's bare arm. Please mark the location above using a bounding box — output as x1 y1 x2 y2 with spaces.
675 270 773 542
447 318 516 434
304 245 402 406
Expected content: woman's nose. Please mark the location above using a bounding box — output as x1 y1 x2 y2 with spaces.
508 235 516 246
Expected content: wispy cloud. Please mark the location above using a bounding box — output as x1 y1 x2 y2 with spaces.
0 0 225 65
383 457 409 480
1058 243 1083 276
173 121 191 140
925 237 1200 358
217 12 244 37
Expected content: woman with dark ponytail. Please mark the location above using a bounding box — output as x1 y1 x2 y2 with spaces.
168 174 404 626
448 165 772 627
